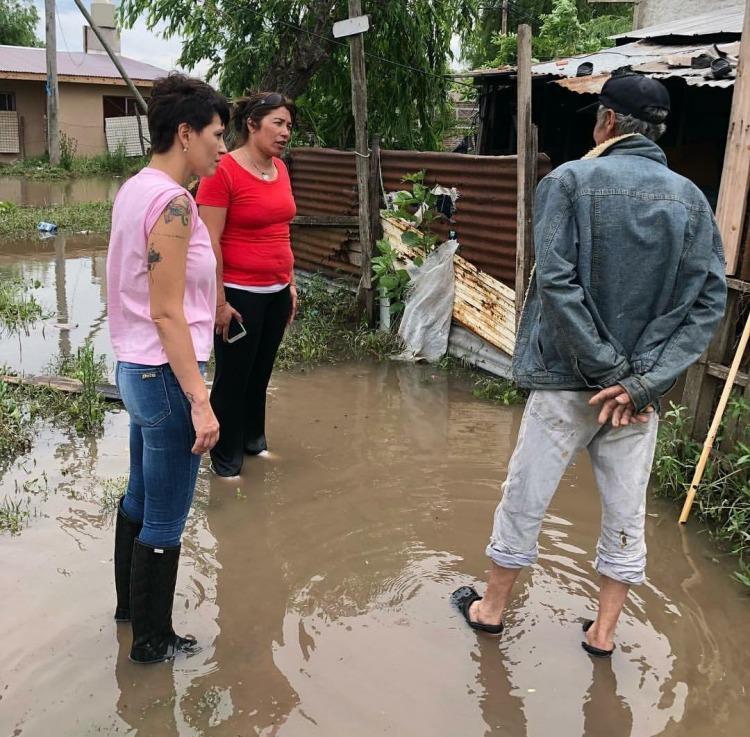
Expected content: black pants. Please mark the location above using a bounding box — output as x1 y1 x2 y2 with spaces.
210 286 291 476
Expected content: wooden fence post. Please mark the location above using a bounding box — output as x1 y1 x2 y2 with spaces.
515 24 537 327
715 0 750 275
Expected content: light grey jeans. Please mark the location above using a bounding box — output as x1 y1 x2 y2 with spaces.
486 390 658 585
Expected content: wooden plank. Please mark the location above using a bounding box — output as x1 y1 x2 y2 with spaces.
515 24 536 328
715 0 750 275
1 374 122 402
292 215 359 227
726 276 750 294
706 362 749 387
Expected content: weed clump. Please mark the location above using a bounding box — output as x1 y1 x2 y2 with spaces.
276 276 402 369
0 278 45 333
654 401 750 589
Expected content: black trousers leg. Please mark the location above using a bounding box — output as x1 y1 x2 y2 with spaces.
243 287 291 454
209 288 266 476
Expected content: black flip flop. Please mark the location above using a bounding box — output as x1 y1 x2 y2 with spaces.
451 586 504 635
581 619 615 658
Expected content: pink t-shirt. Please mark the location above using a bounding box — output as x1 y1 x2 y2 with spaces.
107 167 216 365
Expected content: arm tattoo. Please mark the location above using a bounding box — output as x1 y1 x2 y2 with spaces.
163 196 191 227
147 244 162 275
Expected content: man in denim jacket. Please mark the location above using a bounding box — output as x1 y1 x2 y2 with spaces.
452 73 726 657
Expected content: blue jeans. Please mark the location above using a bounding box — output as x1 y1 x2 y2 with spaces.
116 361 205 548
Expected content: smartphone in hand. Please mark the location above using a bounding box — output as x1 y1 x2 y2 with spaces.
227 316 247 343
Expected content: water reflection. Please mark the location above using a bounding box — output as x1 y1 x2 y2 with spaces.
0 176 121 206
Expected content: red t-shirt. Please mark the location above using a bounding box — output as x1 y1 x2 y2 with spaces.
196 154 296 286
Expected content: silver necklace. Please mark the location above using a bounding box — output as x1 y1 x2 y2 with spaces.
246 151 274 180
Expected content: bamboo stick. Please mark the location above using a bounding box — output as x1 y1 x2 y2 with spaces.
679 311 750 523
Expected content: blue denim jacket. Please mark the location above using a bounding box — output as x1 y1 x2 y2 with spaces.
512 135 727 412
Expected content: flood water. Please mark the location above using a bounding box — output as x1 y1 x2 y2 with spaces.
1 232 749 737
0 176 121 207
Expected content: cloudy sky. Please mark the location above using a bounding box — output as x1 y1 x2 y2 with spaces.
31 0 211 76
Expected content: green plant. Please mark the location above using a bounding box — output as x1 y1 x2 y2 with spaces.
653 401 750 589
101 475 127 512
0 201 113 238
0 200 17 214
372 238 411 317
0 495 31 535
0 378 33 460
59 132 78 171
276 275 402 369
46 341 108 433
0 278 45 334
472 376 526 405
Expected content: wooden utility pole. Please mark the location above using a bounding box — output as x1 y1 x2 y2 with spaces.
715 0 750 275
45 0 60 165
346 0 374 325
515 24 537 327
501 1 509 36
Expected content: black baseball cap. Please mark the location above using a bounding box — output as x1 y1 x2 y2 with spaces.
579 72 670 122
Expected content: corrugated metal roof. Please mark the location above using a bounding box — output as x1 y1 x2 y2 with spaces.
0 44 168 81
470 39 739 90
613 5 744 42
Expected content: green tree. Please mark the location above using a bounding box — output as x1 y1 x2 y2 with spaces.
465 0 632 68
118 0 478 150
0 0 42 47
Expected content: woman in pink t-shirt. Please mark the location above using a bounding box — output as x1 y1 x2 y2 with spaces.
107 74 228 664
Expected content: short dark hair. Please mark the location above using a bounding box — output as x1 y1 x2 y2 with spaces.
231 91 296 146
147 73 230 154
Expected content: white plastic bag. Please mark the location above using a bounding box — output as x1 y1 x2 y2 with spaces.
397 239 459 362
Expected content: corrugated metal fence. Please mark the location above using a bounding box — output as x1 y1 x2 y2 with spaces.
288 147 551 286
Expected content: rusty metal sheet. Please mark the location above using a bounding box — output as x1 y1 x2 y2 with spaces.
381 149 550 285
288 146 551 287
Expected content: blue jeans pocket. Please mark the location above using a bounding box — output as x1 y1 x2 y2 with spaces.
117 363 171 427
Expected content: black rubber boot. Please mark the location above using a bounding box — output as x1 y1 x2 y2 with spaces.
114 497 142 622
129 540 199 664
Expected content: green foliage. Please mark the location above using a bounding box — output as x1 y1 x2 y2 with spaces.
0 0 41 47
46 341 108 433
0 278 45 334
101 476 128 512
0 201 113 238
0 151 146 180
276 275 402 369
466 0 632 68
372 238 410 317
653 401 750 589
374 170 452 321
118 0 478 150
472 376 526 405
59 132 78 172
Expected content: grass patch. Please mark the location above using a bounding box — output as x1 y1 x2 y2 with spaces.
0 277 46 334
0 150 146 180
654 401 750 589
276 276 403 369
0 495 32 535
45 341 109 433
101 475 127 512
0 201 113 238
471 376 526 405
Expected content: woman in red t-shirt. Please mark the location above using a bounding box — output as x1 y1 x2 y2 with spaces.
196 92 297 477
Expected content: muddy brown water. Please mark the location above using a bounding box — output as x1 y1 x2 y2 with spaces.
0 176 122 207
1 237 749 737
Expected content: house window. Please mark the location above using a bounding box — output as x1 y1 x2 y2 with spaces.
102 96 141 119
0 92 16 112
